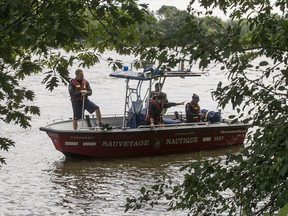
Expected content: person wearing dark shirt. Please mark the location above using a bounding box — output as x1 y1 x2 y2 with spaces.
146 92 168 128
185 93 203 123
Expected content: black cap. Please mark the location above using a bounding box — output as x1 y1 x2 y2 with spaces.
192 93 199 99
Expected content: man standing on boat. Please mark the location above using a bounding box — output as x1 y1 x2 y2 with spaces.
69 68 102 130
185 93 203 123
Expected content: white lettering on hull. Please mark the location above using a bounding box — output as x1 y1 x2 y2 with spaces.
166 137 198 145
70 136 94 140
102 140 149 147
61 134 243 148
214 136 224 141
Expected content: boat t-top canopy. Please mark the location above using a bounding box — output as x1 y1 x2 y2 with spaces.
109 69 201 81
109 68 202 128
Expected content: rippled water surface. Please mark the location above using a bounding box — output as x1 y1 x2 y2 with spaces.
0 52 245 215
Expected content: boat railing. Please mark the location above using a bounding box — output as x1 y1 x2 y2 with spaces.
101 113 123 118
78 126 99 131
46 117 66 125
77 122 211 131
76 118 234 131
137 122 210 129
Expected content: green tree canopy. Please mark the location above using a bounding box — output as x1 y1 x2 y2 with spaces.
156 5 188 38
125 0 288 215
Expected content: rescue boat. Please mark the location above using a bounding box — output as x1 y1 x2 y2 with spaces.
40 67 250 158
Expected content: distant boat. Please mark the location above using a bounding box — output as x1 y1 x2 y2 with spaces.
40 67 250 158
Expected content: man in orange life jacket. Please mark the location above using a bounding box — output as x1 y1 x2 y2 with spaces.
185 93 203 123
69 69 102 130
146 92 168 128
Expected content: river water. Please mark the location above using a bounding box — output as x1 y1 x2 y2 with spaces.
0 51 245 215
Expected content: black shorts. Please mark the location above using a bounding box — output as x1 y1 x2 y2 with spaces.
71 99 99 120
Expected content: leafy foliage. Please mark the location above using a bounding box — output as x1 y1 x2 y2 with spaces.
125 0 288 215
0 0 152 166
1 0 288 215
0 137 14 165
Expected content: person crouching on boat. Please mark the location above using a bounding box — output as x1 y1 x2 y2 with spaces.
69 69 103 130
146 92 168 128
185 93 203 123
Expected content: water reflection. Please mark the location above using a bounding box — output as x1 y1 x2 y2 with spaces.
49 146 241 215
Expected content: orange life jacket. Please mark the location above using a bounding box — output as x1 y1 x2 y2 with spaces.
70 79 87 101
185 102 201 122
145 100 163 124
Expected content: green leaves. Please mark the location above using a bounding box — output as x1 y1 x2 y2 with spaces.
0 0 288 214
0 137 15 167
77 51 100 68
124 0 288 215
